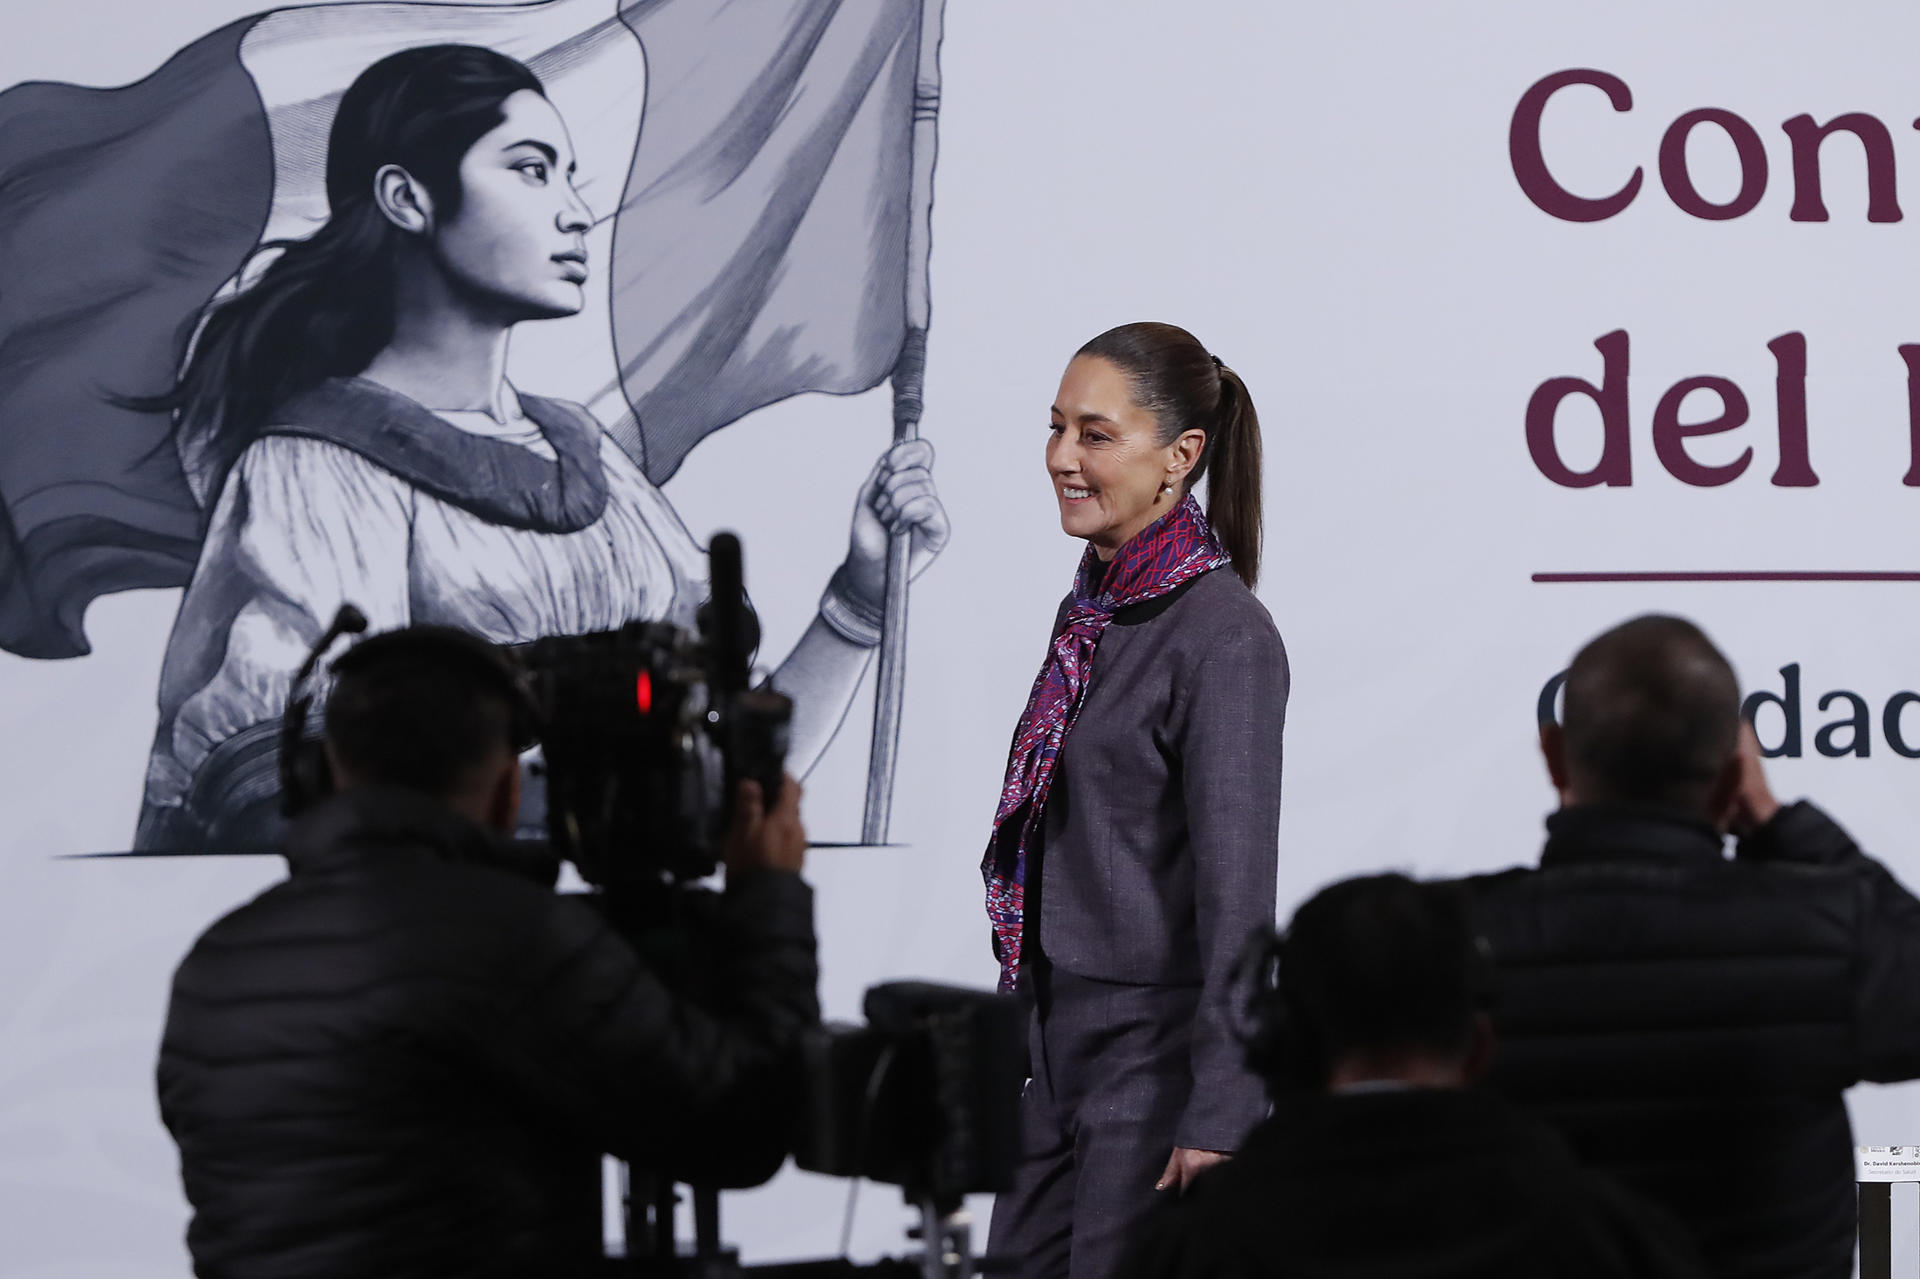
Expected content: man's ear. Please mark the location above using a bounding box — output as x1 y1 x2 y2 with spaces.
485 754 522 836
374 163 435 235
1540 721 1572 798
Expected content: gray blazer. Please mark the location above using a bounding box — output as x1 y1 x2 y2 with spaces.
1034 566 1288 1150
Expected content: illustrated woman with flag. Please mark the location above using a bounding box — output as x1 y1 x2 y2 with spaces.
982 323 1287 1279
130 44 948 850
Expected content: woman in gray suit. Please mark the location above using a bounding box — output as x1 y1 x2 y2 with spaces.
984 322 1289 1279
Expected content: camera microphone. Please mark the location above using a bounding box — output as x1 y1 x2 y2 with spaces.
292 605 369 688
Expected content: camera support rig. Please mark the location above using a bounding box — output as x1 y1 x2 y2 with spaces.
522 537 1023 1277
615 1176 970 1279
606 981 1024 1279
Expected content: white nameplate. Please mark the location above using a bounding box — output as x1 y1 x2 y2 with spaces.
1856 1147 1920 1183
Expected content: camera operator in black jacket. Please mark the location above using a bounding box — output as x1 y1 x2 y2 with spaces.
156 625 818 1279
1465 614 1920 1279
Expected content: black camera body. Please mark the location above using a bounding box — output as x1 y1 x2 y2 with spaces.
795 981 1025 1203
519 533 792 889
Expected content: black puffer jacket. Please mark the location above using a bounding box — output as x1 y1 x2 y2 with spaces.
157 787 819 1279
1465 801 1920 1279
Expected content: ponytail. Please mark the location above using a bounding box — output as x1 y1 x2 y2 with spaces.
1206 364 1263 588
1075 321 1267 588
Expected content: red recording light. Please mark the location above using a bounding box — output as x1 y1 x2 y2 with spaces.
635 668 653 715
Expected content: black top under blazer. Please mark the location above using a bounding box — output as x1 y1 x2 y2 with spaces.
1033 565 1289 1151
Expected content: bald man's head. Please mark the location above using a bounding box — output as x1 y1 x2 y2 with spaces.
1556 615 1742 813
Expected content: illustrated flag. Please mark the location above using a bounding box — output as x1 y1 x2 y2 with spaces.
0 0 933 660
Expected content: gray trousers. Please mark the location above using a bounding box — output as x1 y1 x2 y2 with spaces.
986 969 1200 1279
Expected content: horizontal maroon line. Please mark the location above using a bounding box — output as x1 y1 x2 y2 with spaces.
1533 571 1920 583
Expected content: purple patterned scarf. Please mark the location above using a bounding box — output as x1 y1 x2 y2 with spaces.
982 494 1232 992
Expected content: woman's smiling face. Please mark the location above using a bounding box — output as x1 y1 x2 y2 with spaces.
431 89 593 322
1047 355 1195 558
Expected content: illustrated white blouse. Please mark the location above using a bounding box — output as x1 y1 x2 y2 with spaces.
140 390 707 833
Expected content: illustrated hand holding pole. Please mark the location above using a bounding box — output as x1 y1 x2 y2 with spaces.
841 438 949 613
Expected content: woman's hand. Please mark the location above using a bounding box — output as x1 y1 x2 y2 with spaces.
1156 1146 1229 1195
840 438 950 612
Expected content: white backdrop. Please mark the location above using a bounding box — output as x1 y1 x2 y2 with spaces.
7 0 1920 1272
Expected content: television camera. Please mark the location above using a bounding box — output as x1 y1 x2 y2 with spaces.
445 533 1021 1277
518 531 791 891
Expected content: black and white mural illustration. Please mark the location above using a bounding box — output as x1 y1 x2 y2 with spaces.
0 0 949 853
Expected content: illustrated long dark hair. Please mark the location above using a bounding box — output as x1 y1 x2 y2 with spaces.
134 45 544 488
1076 322 1265 588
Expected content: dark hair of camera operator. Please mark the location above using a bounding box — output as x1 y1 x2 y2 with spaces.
323 634 529 824
1115 874 1707 1279
1464 614 1920 1279
156 628 814 1279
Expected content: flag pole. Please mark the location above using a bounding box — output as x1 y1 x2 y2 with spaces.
863 0 945 845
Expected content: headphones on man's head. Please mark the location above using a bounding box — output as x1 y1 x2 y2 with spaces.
1233 900 1500 1094
1234 929 1321 1093
279 605 543 818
